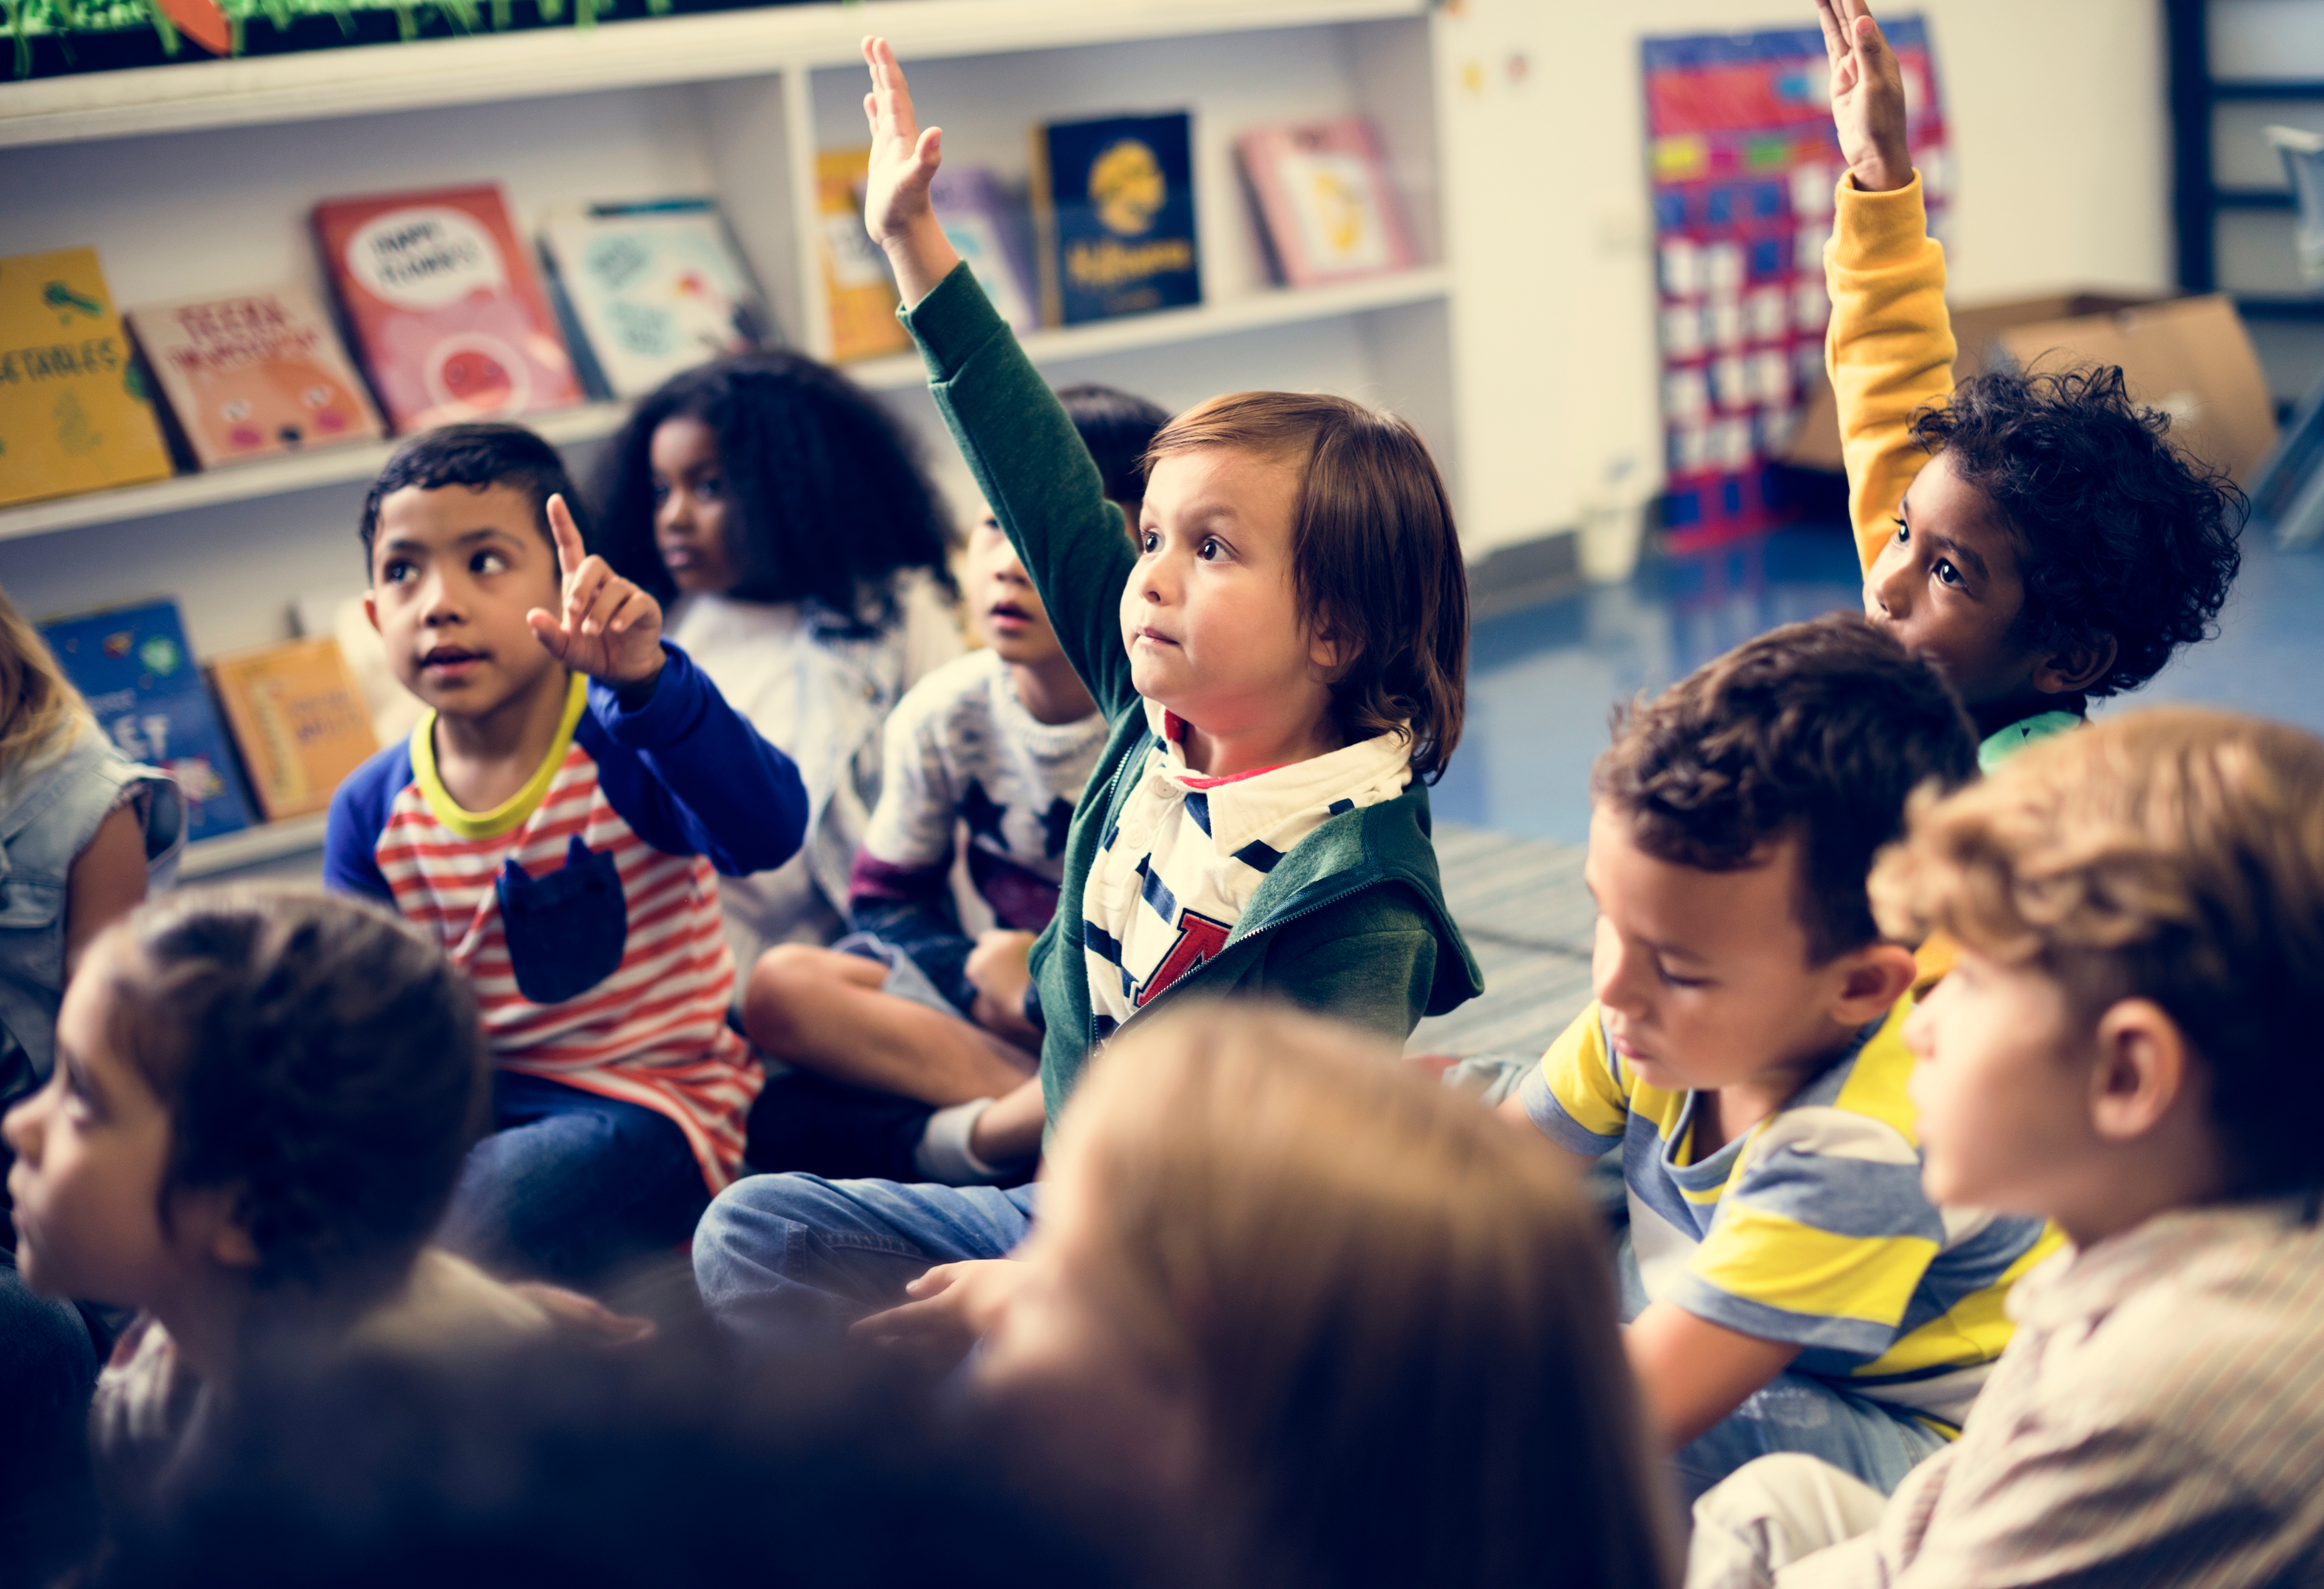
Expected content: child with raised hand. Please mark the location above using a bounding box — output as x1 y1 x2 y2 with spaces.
691 39 1480 1355
592 354 964 968
325 424 808 1288
1498 613 2059 1505
1690 708 2324 1589
1819 0 2242 770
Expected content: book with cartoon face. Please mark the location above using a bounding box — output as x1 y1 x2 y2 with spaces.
537 201 775 399
1032 113 1200 327
0 248 174 509
127 283 385 468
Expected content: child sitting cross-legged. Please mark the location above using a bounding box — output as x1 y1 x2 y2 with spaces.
1498 612 2061 1506
325 425 808 1288
1689 707 2324 1589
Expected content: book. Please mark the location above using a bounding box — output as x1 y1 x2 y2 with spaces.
1032 112 1200 327
126 283 385 468
207 635 379 821
537 200 775 399
1236 119 1417 287
39 600 251 843
815 149 913 363
929 166 1041 333
312 184 582 432
0 248 174 510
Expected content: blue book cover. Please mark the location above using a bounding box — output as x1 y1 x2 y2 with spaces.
1035 112 1200 327
41 600 253 844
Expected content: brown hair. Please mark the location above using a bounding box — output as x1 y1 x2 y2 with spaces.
1594 611 1978 962
0 584 90 771
1057 1003 1675 1589
1870 707 2324 1197
1143 393 1467 781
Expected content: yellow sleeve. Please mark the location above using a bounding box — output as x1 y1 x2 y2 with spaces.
1516 1001 1633 1153
1825 172 1956 575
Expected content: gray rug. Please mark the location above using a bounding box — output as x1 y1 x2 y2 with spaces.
1407 821 1596 1060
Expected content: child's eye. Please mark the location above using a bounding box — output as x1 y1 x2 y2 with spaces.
471 550 510 575
1932 558 1962 589
696 473 724 502
1140 531 1160 554
650 480 671 509
1893 517 1909 544
1197 536 1224 561
1656 963 1708 990
383 559 414 583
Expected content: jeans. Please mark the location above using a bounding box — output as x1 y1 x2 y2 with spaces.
1671 1374 1947 1507
438 1071 709 1286
693 1173 1039 1355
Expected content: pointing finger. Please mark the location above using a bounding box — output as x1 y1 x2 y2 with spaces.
546 493 585 582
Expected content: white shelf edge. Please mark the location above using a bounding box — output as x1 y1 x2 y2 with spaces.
0 401 631 543
0 0 1426 148
179 811 331 878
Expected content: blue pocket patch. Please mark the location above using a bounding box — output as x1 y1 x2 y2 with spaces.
496 835 627 1005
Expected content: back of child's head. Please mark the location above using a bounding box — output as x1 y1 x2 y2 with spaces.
1871 706 2324 1198
0 582 90 768
1055 382 1170 515
358 423 582 570
1060 1003 1674 1589
592 351 952 621
101 889 487 1306
1912 365 2244 696
1596 612 1978 963
1143 392 1467 780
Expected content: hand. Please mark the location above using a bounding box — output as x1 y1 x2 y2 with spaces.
859 35 963 306
526 493 665 688
851 1257 1028 1373
1816 0 1912 194
966 929 1039 1044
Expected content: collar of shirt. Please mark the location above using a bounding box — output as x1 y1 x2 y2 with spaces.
2007 1196 2324 1332
1137 699 1413 855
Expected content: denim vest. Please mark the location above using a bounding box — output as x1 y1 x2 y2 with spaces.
0 724 183 1106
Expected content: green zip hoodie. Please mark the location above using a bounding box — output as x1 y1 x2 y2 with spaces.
900 264 1484 1124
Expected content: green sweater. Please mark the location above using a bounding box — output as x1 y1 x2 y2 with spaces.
901 264 1483 1123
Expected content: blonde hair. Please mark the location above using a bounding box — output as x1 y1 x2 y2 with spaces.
1869 707 2324 1195
1056 1003 1675 1589
0 584 89 771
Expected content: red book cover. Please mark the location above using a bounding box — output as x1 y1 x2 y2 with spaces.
312 184 580 432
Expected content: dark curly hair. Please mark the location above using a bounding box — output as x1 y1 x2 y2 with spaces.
591 352 953 629
359 423 583 570
1911 364 2246 697
1055 383 1171 512
102 890 488 1304
1594 612 1979 962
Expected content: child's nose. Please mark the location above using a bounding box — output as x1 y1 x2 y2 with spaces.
3 1088 46 1163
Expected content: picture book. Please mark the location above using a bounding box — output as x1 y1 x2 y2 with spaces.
1237 119 1417 287
207 635 379 821
816 148 912 363
126 283 385 469
1032 112 1200 327
0 248 174 510
39 600 251 843
312 184 582 431
537 200 774 399
929 166 1040 333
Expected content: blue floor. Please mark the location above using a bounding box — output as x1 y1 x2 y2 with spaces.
1437 517 2324 845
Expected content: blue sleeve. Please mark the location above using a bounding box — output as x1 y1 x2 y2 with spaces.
581 640 809 877
322 743 410 905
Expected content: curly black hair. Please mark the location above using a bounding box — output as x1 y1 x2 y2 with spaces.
358 423 584 570
1911 364 2246 697
104 890 488 1305
591 352 953 629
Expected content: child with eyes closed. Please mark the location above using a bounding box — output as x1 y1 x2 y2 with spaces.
688 37 1483 1358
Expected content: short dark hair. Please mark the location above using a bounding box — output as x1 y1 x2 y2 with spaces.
1911 364 2245 696
1594 613 1979 962
1056 383 1170 511
1143 392 1468 783
102 890 489 1303
358 423 582 572
592 352 953 627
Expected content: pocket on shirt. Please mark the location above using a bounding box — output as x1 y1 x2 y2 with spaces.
497 836 627 1005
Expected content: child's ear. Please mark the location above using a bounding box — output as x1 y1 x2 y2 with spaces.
1829 942 1918 1027
363 590 382 635
2088 997 2198 1145
171 1184 261 1273
2032 631 2118 697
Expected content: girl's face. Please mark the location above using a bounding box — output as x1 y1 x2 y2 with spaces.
649 416 741 597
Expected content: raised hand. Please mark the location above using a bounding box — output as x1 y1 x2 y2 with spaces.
859 35 963 306
1816 0 1911 194
526 493 665 687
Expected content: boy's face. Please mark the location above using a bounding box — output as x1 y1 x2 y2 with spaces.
366 484 565 720
1863 453 2045 711
968 509 1067 667
649 415 740 597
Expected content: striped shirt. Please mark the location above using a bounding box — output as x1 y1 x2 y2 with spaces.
325 646 807 1191
1520 998 2060 1430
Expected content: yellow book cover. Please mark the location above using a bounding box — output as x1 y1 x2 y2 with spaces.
816 147 912 363
0 248 174 510
207 636 379 821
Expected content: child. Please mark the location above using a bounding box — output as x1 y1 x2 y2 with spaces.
592 353 963 968
1690 708 2324 1588
690 39 1482 1354
325 424 808 1286
1498 612 2059 1505
743 384 1167 1188
960 1003 1678 1589
1821 0 2243 769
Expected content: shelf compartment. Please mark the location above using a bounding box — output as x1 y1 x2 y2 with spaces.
179 811 330 879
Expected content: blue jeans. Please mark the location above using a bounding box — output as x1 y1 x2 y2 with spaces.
693 1173 1039 1355
1670 1372 1948 1507
438 1071 709 1286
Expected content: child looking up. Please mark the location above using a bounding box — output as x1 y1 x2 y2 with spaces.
1820 0 2243 769
325 424 807 1287
690 39 1481 1355
1499 613 2058 1504
593 353 962 967
1691 709 2324 1588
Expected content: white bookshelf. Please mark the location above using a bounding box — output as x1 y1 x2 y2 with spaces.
180 812 332 879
